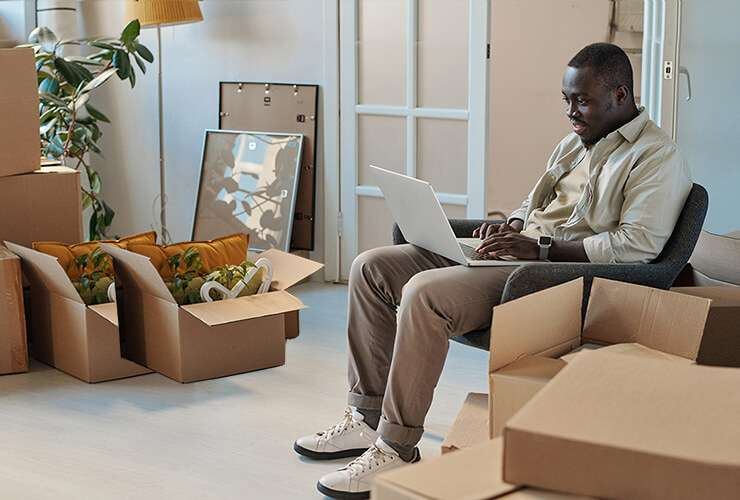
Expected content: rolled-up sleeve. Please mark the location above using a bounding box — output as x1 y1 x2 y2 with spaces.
582 145 692 264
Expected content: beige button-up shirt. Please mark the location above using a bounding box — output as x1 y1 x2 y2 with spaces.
509 109 692 264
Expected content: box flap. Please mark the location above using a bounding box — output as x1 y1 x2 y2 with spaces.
584 278 711 360
490 278 583 372
672 286 740 307
442 393 489 453
377 439 520 500
36 166 78 175
182 290 305 326
4 241 83 304
260 249 324 290
506 351 740 480
101 244 176 304
88 302 118 326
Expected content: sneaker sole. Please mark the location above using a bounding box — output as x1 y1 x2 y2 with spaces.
293 442 368 461
316 481 370 500
315 449 422 499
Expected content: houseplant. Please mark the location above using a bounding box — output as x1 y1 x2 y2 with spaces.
20 19 153 240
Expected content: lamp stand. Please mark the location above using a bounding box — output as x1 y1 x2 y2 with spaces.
156 23 169 242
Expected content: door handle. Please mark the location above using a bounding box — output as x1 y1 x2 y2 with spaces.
679 66 692 101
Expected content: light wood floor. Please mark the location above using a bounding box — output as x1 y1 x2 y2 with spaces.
0 282 490 500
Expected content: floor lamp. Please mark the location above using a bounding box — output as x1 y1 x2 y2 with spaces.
126 0 203 242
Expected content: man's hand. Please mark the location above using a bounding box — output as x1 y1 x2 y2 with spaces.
475 232 540 260
472 219 523 240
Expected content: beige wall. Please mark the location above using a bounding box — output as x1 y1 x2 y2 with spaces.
486 0 615 217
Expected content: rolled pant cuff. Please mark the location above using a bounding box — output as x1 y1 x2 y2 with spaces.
377 416 424 447
348 392 383 411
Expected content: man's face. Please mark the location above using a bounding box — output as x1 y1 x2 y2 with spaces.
562 66 625 145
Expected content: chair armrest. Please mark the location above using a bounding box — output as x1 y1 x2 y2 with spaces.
502 262 674 304
392 219 505 244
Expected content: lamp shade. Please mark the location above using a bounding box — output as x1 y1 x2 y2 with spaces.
126 0 203 28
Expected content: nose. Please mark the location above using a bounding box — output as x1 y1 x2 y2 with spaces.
566 100 580 120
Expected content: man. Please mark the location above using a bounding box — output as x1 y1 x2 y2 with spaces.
295 43 692 499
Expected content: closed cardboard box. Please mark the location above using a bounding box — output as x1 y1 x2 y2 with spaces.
488 278 711 437
374 438 594 500
441 392 489 454
0 167 83 247
0 48 39 178
503 350 740 500
0 246 27 374
105 245 322 383
5 242 151 383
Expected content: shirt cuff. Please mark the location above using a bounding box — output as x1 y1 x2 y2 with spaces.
508 208 527 224
582 233 615 264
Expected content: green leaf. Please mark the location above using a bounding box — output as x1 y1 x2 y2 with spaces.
133 53 147 74
39 76 60 94
88 170 102 193
54 57 83 87
121 19 141 46
29 27 58 53
90 41 117 51
135 43 154 63
112 51 131 79
39 117 58 136
89 212 99 241
81 67 118 94
84 103 111 123
128 67 136 88
102 200 115 227
81 191 93 210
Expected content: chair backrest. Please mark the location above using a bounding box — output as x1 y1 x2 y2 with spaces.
653 183 709 269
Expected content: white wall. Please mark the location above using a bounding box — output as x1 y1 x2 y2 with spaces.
79 0 333 273
0 1 29 47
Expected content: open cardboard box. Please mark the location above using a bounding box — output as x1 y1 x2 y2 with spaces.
503 349 740 500
103 245 323 383
374 438 594 500
0 246 27 375
488 277 712 437
5 242 151 383
671 286 740 367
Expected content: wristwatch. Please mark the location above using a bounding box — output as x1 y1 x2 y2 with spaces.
537 236 553 261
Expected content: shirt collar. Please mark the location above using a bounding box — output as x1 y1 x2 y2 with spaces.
616 106 649 143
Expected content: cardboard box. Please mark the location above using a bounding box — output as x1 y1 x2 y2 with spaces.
672 286 740 367
0 246 28 374
0 167 83 247
5 242 151 383
0 48 39 178
374 438 594 500
488 278 712 437
441 392 489 454
104 245 323 383
503 350 740 500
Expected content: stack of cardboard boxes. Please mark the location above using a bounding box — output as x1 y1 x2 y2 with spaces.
0 48 83 376
2 48 322 384
376 277 740 499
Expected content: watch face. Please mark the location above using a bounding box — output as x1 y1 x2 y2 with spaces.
539 236 553 246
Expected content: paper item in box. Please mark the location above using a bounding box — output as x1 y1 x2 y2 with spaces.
504 350 740 500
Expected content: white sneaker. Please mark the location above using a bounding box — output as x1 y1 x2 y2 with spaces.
294 407 379 460
316 438 420 499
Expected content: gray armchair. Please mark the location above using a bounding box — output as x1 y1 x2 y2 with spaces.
392 183 709 350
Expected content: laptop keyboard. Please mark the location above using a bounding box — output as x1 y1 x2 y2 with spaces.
461 244 488 261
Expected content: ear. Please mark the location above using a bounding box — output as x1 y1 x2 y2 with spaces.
614 84 630 105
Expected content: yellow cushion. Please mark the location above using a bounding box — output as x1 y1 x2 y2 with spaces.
33 231 158 280
127 233 249 280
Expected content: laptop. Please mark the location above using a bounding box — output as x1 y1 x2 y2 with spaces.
371 165 539 267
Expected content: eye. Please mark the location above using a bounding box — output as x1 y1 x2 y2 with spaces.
562 96 569 103
577 98 588 106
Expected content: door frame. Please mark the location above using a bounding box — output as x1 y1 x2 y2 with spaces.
338 0 490 280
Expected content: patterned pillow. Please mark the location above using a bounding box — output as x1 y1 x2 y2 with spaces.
127 233 249 280
33 231 158 280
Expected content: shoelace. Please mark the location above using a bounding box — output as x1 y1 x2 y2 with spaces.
345 445 394 476
318 407 356 442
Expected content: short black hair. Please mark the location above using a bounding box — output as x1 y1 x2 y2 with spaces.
568 43 634 95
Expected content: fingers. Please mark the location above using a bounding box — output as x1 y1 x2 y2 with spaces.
473 223 487 238
496 223 512 235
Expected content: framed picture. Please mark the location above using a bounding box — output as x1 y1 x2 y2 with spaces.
192 130 304 252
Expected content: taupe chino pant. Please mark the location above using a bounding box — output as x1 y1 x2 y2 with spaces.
347 244 514 447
